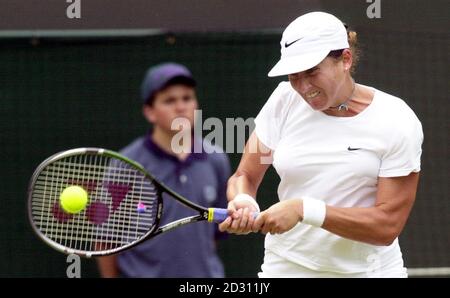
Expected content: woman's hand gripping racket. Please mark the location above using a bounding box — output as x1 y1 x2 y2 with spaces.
28 148 230 257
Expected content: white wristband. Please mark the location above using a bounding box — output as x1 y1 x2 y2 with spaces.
301 197 326 227
233 194 260 212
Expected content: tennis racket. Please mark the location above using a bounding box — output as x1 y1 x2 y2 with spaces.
28 148 230 257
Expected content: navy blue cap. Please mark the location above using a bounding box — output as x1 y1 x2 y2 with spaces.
140 62 196 104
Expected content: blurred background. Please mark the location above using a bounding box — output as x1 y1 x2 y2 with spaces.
0 0 448 277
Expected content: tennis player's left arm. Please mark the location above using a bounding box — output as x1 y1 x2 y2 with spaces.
322 172 420 246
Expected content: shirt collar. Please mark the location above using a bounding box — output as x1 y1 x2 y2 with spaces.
143 130 207 164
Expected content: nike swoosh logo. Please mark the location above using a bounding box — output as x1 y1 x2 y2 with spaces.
284 37 303 48
347 147 361 151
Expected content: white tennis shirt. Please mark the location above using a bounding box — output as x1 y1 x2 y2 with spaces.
254 82 423 273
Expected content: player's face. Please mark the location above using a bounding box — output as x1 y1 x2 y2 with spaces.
288 50 352 111
143 85 198 134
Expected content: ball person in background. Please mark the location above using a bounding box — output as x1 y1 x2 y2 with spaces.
219 12 423 277
97 62 231 277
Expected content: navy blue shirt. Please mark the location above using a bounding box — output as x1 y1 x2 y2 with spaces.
116 134 230 277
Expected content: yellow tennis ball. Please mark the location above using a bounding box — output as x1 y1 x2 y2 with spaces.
60 186 88 214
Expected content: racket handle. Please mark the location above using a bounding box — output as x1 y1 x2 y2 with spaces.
208 208 259 223
208 208 228 222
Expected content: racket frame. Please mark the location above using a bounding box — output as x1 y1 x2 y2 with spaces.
28 148 214 257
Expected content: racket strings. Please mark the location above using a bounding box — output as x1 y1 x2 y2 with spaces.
30 153 159 254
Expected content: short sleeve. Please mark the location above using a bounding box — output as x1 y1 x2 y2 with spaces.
379 114 424 177
254 82 291 150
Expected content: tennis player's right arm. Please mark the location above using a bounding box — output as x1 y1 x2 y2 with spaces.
96 255 119 278
219 132 272 234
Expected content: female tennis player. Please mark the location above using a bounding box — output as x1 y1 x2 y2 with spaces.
219 12 423 277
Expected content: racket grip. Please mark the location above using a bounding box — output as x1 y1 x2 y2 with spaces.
209 208 229 223
208 208 259 223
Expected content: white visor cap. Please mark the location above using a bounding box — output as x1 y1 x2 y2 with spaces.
268 12 349 77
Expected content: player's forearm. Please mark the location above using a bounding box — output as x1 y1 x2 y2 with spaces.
96 255 119 278
226 171 259 201
321 205 401 246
